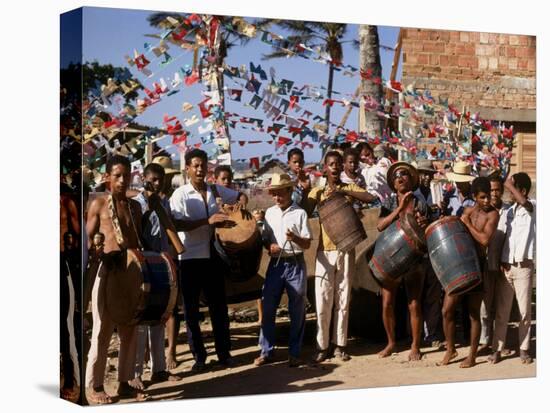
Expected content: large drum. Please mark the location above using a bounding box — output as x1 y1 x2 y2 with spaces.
368 213 426 288
215 208 263 283
318 191 367 252
425 216 482 295
105 249 178 326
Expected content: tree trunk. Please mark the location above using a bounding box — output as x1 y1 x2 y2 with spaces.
359 25 383 139
325 63 334 135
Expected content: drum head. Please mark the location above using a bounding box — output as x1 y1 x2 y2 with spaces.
216 208 258 251
105 250 147 325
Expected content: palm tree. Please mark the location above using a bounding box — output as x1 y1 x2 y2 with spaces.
258 20 347 135
358 25 384 139
147 13 254 158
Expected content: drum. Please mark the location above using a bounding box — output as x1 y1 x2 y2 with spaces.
425 216 482 295
105 249 178 326
215 208 263 282
318 191 367 252
368 213 426 288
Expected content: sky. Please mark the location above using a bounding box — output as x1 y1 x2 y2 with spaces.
77 6 402 165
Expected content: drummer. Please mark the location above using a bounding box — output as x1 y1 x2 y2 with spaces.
438 177 499 368
84 155 146 404
131 163 181 389
254 173 312 367
170 149 241 371
376 162 430 361
302 151 376 363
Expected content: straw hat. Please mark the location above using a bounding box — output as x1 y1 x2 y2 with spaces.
413 159 436 174
266 173 295 191
446 161 475 183
152 156 180 174
387 162 419 191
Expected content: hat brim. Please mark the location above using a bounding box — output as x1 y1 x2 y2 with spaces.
266 183 294 191
163 168 181 175
417 167 436 174
387 162 419 192
445 172 475 183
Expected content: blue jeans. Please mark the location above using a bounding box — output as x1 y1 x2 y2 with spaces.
258 256 307 358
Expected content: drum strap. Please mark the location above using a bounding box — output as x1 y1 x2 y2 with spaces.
107 194 143 250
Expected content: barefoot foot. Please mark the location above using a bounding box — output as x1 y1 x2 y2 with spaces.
378 343 395 358
437 350 458 366
459 355 477 368
128 377 145 390
166 353 178 370
86 386 113 405
408 348 423 361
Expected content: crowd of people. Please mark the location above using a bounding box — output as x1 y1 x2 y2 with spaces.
60 143 536 405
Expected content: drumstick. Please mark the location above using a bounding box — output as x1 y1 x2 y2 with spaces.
150 201 186 255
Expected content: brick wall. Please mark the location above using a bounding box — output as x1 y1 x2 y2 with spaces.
401 28 536 118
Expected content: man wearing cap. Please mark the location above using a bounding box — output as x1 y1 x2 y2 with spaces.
377 161 430 361
169 149 241 371
254 173 312 367
414 160 444 348
443 161 476 217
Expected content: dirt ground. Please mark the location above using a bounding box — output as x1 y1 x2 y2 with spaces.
99 310 536 405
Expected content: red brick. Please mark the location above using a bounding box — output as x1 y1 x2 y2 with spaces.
460 32 470 42
419 30 430 40
507 47 517 58
450 31 460 42
509 35 520 46
508 58 518 70
489 33 498 44
527 47 536 57
515 47 526 58
498 34 508 45
429 54 440 65
518 36 528 46
498 45 506 57
527 58 536 71
440 55 449 66
417 53 429 64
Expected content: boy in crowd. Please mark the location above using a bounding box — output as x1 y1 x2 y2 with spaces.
490 173 535 364
287 148 312 205
439 177 499 368
214 165 248 206
302 151 376 362
341 147 366 188
254 174 312 367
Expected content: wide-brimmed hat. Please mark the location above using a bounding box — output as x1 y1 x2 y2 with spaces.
446 161 475 183
413 159 436 174
387 162 419 191
152 156 180 174
266 173 295 191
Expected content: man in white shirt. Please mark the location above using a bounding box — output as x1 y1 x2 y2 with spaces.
170 149 241 371
490 172 535 364
254 174 312 367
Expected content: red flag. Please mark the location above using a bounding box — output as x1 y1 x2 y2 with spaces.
249 157 259 170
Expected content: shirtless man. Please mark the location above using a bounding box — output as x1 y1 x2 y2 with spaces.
438 177 499 368
84 155 145 404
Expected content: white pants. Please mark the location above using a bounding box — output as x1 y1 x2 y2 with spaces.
492 262 534 352
314 249 355 350
85 263 138 388
65 263 80 386
135 324 166 376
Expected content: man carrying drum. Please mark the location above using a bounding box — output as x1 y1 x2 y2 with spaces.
170 149 241 372
131 163 181 389
302 151 376 363
84 155 146 404
376 161 430 361
438 177 499 368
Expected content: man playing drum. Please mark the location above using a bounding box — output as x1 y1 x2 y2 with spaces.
170 149 241 372
131 163 181 389
438 177 499 368
302 151 375 363
84 155 146 404
376 162 429 361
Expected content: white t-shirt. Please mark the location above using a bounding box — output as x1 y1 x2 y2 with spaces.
170 183 239 260
499 200 536 264
263 202 312 256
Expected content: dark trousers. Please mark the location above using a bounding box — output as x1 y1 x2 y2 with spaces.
179 257 231 363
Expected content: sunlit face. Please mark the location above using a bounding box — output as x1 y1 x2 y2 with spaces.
269 187 293 209
490 180 503 206
186 157 207 186
288 154 304 175
106 164 130 195
216 170 232 188
344 154 359 175
392 167 412 193
474 191 492 212
324 155 343 182
144 171 164 194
